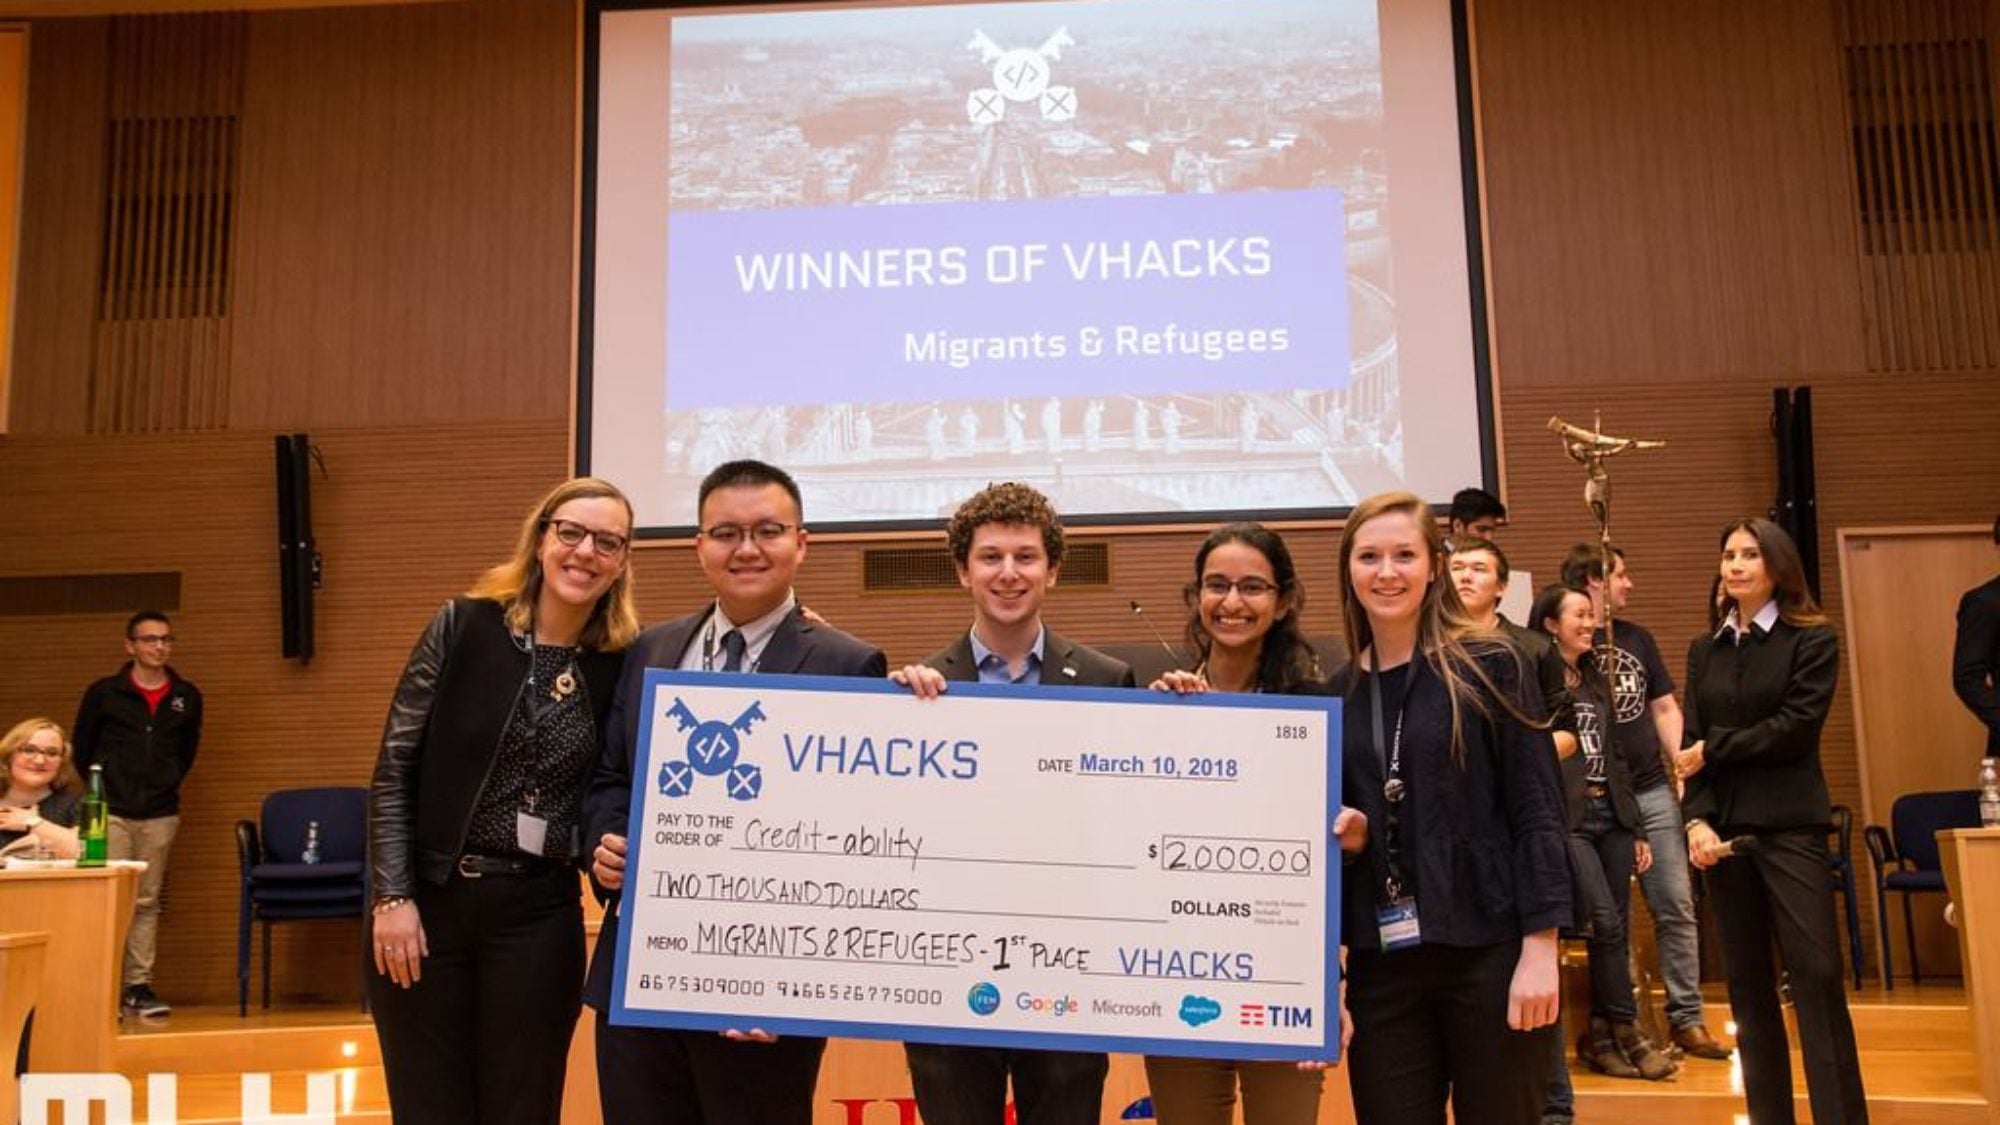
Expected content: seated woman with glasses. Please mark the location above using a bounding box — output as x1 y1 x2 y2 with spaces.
0 718 84 859
1141 522 1365 1125
367 477 640 1124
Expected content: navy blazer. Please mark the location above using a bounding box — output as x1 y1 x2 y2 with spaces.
1955 575 2000 756
925 628 1136 689
580 604 887 1011
1335 645 1571 952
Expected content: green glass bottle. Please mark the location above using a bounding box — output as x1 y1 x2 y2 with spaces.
79 764 109 868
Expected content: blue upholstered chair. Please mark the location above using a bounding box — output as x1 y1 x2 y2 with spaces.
235 787 369 1015
1865 790 1980 989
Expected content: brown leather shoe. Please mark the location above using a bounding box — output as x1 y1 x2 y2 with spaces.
1579 1016 1642 1078
1672 1022 1733 1060
1613 1021 1680 1081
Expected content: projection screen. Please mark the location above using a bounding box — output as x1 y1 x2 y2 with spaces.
581 0 1494 535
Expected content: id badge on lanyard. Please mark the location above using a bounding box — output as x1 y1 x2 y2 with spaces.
1369 649 1421 951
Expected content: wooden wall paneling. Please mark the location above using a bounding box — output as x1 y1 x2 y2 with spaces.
1471 0 1869 386
225 0 574 431
8 19 103 433
0 26 22 435
1840 526 1995 981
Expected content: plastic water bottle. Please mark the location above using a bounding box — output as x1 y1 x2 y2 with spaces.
79 765 108 867
302 820 322 865
1980 759 2000 829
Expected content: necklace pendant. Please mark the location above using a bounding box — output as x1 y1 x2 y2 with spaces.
1383 777 1406 804
552 669 577 701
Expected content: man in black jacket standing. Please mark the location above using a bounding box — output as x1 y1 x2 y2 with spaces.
73 610 203 1020
1954 514 2000 757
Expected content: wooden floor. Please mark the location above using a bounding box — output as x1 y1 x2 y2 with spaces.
95 983 1984 1124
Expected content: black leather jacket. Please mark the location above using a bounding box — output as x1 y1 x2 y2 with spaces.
369 598 624 897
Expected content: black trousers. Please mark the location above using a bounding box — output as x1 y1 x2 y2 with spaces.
1707 827 1869 1125
1346 938 1552 1125
595 1014 826 1125
366 867 584 1125
904 1042 1109 1125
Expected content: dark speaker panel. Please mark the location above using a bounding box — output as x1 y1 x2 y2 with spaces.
275 433 320 662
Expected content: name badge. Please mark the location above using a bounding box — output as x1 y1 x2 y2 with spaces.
516 811 549 857
1376 896 1421 951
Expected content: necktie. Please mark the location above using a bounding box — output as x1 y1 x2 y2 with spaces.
720 628 747 673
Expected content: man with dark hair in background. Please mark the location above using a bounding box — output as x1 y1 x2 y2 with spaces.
73 610 203 1020
581 459 887 1125
890 480 1135 1125
1446 487 1507 549
1954 514 2000 757
1559 543 1729 1060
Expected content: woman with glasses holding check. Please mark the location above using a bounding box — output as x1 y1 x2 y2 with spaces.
367 477 640 1124
1142 522 1363 1125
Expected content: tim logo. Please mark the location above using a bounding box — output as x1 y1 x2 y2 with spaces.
657 697 767 802
1239 1003 1314 1029
965 27 1078 125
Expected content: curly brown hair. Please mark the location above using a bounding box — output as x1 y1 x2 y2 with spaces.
946 482 1064 567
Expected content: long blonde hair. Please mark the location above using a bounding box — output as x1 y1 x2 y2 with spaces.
468 477 640 651
1338 492 1528 762
2 717 82 794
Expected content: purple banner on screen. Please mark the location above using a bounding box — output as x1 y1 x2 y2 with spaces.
664 189 1349 409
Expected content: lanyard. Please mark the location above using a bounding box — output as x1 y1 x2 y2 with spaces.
1367 647 1411 903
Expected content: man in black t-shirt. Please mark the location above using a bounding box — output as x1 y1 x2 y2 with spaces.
1562 544 1729 1060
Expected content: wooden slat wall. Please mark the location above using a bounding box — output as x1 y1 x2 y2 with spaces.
0 26 25 434
1840 0 2000 371
0 1 1996 1004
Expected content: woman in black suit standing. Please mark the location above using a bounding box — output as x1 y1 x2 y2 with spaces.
1675 517 1867 1125
368 477 640 1124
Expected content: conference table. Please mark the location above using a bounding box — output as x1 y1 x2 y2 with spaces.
0 863 140 1072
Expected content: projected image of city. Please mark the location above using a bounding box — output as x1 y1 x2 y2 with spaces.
657 0 1403 523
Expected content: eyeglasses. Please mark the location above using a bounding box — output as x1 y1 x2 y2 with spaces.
702 522 797 547
1200 576 1279 599
130 634 174 646
16 746 62 761
545 518 629 556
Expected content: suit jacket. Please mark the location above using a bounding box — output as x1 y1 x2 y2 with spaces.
1955 575 2000 756
1682 619 1838 832
581 604 887 1010
925 628 1136 689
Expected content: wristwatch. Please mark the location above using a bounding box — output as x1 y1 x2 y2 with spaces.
22 810 41 829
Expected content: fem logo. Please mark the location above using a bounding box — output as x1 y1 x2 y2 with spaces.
967 981 1002 1016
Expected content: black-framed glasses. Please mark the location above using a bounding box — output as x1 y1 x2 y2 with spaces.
545 518 629 556
702 521 796 547
1199 576 1279 600
129 633 174 646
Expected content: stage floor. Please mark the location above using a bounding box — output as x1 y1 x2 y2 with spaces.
102 982 1984 1124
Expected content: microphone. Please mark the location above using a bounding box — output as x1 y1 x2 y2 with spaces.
1130 600 1186 665
1712 834 1761 860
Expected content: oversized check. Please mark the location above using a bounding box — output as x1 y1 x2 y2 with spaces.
610 671 1341 1061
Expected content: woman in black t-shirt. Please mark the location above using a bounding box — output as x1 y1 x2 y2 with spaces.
1530 585 1673 1085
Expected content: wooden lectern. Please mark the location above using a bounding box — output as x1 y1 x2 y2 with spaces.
1937 828 2000 1113
0 864 139 1073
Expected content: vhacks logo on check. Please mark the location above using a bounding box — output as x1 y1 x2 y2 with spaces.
657 697 768 802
